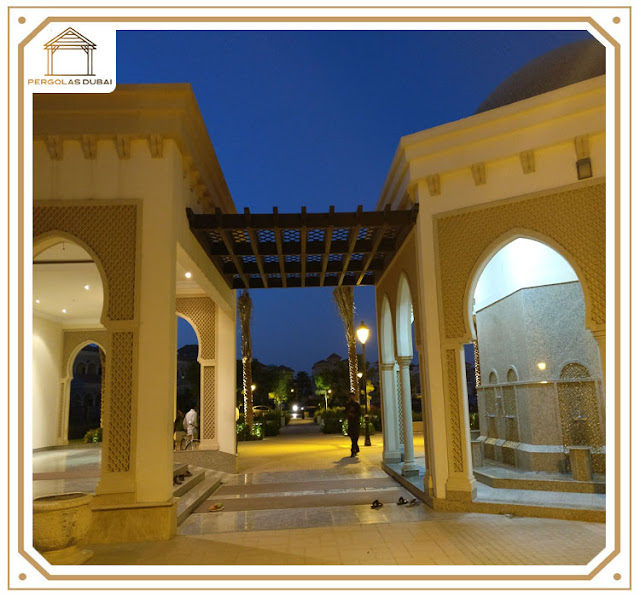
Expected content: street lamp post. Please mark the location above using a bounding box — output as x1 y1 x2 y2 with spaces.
356 321 371 447
324 388 332 411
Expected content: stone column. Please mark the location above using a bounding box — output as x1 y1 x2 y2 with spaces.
397 356 419 476
413 179 449 498
416 346 433 492
95 325 137 502
176 296 219 451
380 362 401 463
57 378 69 446
215 304 237 455
198 360 218 451
441 344 477 501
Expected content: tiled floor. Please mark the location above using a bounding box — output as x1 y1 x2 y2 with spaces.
34 421 607 567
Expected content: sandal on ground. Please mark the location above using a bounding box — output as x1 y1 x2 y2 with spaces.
209 503 224 512
397 496 408 505
371 499 383 509
407 498 419 507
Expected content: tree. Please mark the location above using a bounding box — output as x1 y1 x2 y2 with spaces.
294 371 313 398
238 290 254 427
332 287 359 397
271 368 294 411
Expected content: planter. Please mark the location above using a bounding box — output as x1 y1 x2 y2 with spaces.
33 493 94 565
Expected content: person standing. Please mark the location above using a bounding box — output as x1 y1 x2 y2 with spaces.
346 392 361 458
184 405 198 439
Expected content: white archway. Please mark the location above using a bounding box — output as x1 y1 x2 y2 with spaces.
379 294 402 464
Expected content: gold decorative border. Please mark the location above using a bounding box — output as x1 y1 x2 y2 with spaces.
10 5 627 588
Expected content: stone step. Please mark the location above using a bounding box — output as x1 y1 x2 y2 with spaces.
173 468 205 498
193 485 409 513
473 469 606 494
173 462 190 478
176 470 224 526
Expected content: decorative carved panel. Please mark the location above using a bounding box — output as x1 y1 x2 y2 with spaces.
34 203 138 321
202 366 216 440
446 349 464 473
62 330 109 376
437 184 605 339
176 297 217 361
107 332 133 473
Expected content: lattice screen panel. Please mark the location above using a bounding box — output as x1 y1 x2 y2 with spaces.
436 184 605 339
34 203 138 321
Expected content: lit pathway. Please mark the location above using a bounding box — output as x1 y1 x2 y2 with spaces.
32 421 607 567
85 419 606 566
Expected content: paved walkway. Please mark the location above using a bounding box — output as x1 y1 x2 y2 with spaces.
34 420 606 567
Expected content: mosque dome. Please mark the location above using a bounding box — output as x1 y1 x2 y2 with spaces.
475 38 605 114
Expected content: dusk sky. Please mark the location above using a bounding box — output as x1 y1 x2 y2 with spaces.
116 28 592 373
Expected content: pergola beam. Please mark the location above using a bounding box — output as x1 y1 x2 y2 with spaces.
187 204 418 290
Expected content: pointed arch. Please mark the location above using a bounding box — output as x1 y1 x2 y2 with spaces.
34 231 110 325
379 294 395 365
395 273 414 358
464 228 594 340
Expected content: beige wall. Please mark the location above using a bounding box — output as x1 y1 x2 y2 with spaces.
33 316 63 449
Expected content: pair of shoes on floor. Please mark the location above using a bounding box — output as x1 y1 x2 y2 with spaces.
184 470 192 477
371 499 383 509
397 496 421 506
209 503 224 512
173 475 184 485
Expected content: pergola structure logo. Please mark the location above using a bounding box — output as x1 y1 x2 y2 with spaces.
44 27 96 76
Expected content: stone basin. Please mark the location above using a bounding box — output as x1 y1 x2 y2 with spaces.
33 492 94 565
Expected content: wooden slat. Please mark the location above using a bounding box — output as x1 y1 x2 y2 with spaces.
356 204 390 285
337 205 362 286
320 205 335 287
244 207 268 289
273 206 287 288
300 206 307 288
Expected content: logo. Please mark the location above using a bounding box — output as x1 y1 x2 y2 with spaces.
26 24 116 92
44 27 96 77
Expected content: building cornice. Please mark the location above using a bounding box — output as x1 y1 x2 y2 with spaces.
33 84 236 214
377 75 605 211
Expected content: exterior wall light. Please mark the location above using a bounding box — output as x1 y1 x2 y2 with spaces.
576 157 592 180
537 362 547 371
184 271 192 279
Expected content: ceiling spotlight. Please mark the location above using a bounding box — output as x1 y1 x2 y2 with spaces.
35 299 40 304
184 272 192 279
537 362 547 371
61 308 67 314
84 284 90 290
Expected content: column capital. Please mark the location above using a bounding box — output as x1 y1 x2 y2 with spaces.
380 362 395 372
396 356 412 367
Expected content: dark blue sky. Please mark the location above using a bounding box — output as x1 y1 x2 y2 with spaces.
116 28 591 373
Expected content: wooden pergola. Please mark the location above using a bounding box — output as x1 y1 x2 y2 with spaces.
187 205 418 289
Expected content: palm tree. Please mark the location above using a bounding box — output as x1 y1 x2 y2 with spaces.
238 290 254 427
332 286 359 397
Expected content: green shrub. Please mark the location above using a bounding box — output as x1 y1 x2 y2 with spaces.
321 417 344 434
469 412 480 430
236 422 264 441
83 428 102 443
341 418 376 437
263 419 280 437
